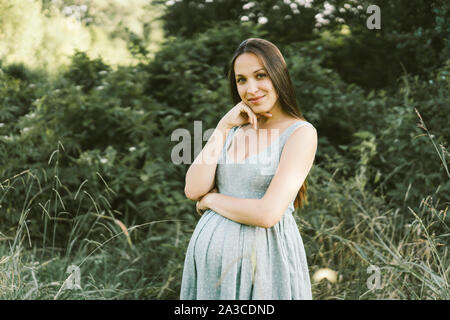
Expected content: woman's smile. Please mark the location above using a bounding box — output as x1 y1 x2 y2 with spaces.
248 95 265 104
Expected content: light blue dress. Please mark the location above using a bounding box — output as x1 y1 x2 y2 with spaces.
180 120 314 300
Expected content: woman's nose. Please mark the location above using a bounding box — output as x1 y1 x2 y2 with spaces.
246 78 258 93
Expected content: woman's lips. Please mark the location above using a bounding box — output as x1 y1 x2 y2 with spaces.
248 95 265 104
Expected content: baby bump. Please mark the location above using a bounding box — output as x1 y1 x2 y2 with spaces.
191 210 261 270
193 210 237 259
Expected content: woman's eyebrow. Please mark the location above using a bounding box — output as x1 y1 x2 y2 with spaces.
235 68 266 77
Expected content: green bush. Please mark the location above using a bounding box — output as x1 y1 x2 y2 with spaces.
0 20 448 299
370 63 450 209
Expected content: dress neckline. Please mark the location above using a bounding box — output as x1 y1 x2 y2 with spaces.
226 120 306 164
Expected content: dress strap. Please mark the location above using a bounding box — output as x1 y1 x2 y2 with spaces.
277 120 315 151
282 120 314 137
224 126 241 152
220 125 241 162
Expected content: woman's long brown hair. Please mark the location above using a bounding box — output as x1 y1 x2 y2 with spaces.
227 38 309 209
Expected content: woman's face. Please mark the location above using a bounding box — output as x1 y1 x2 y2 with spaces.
234 52 280 115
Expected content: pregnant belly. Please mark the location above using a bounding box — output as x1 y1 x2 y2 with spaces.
194 210 241 250
192 210 262 271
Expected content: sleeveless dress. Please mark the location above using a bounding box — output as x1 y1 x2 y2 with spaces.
180 120 314 300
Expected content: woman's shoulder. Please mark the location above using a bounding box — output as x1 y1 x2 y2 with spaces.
282 119 317 146
283 118 315 132
289 118 315 129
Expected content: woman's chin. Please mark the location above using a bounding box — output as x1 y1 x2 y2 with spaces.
254 107 272 115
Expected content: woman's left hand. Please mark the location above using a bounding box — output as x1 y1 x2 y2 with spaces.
196 187 218 216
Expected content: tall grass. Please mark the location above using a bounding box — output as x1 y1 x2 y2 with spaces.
300 108 449 299
0 141 183 299
0 110 448 299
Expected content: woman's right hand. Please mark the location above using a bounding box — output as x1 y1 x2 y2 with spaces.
218 101 272 131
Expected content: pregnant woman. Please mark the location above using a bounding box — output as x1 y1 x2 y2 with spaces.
180 38 318 300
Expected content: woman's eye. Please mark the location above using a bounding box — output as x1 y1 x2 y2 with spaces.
236 74 266 84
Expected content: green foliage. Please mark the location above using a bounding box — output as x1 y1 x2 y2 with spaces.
156 0 449 90
0 7 448 299
0 63 46 136
320 0 449 89
300 161 449 299
0 0 163 74
371 64 450 208
155 0 318 43
63 51 111 93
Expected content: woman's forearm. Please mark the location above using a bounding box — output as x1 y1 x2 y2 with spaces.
204 193 269 228
184 121 231 201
